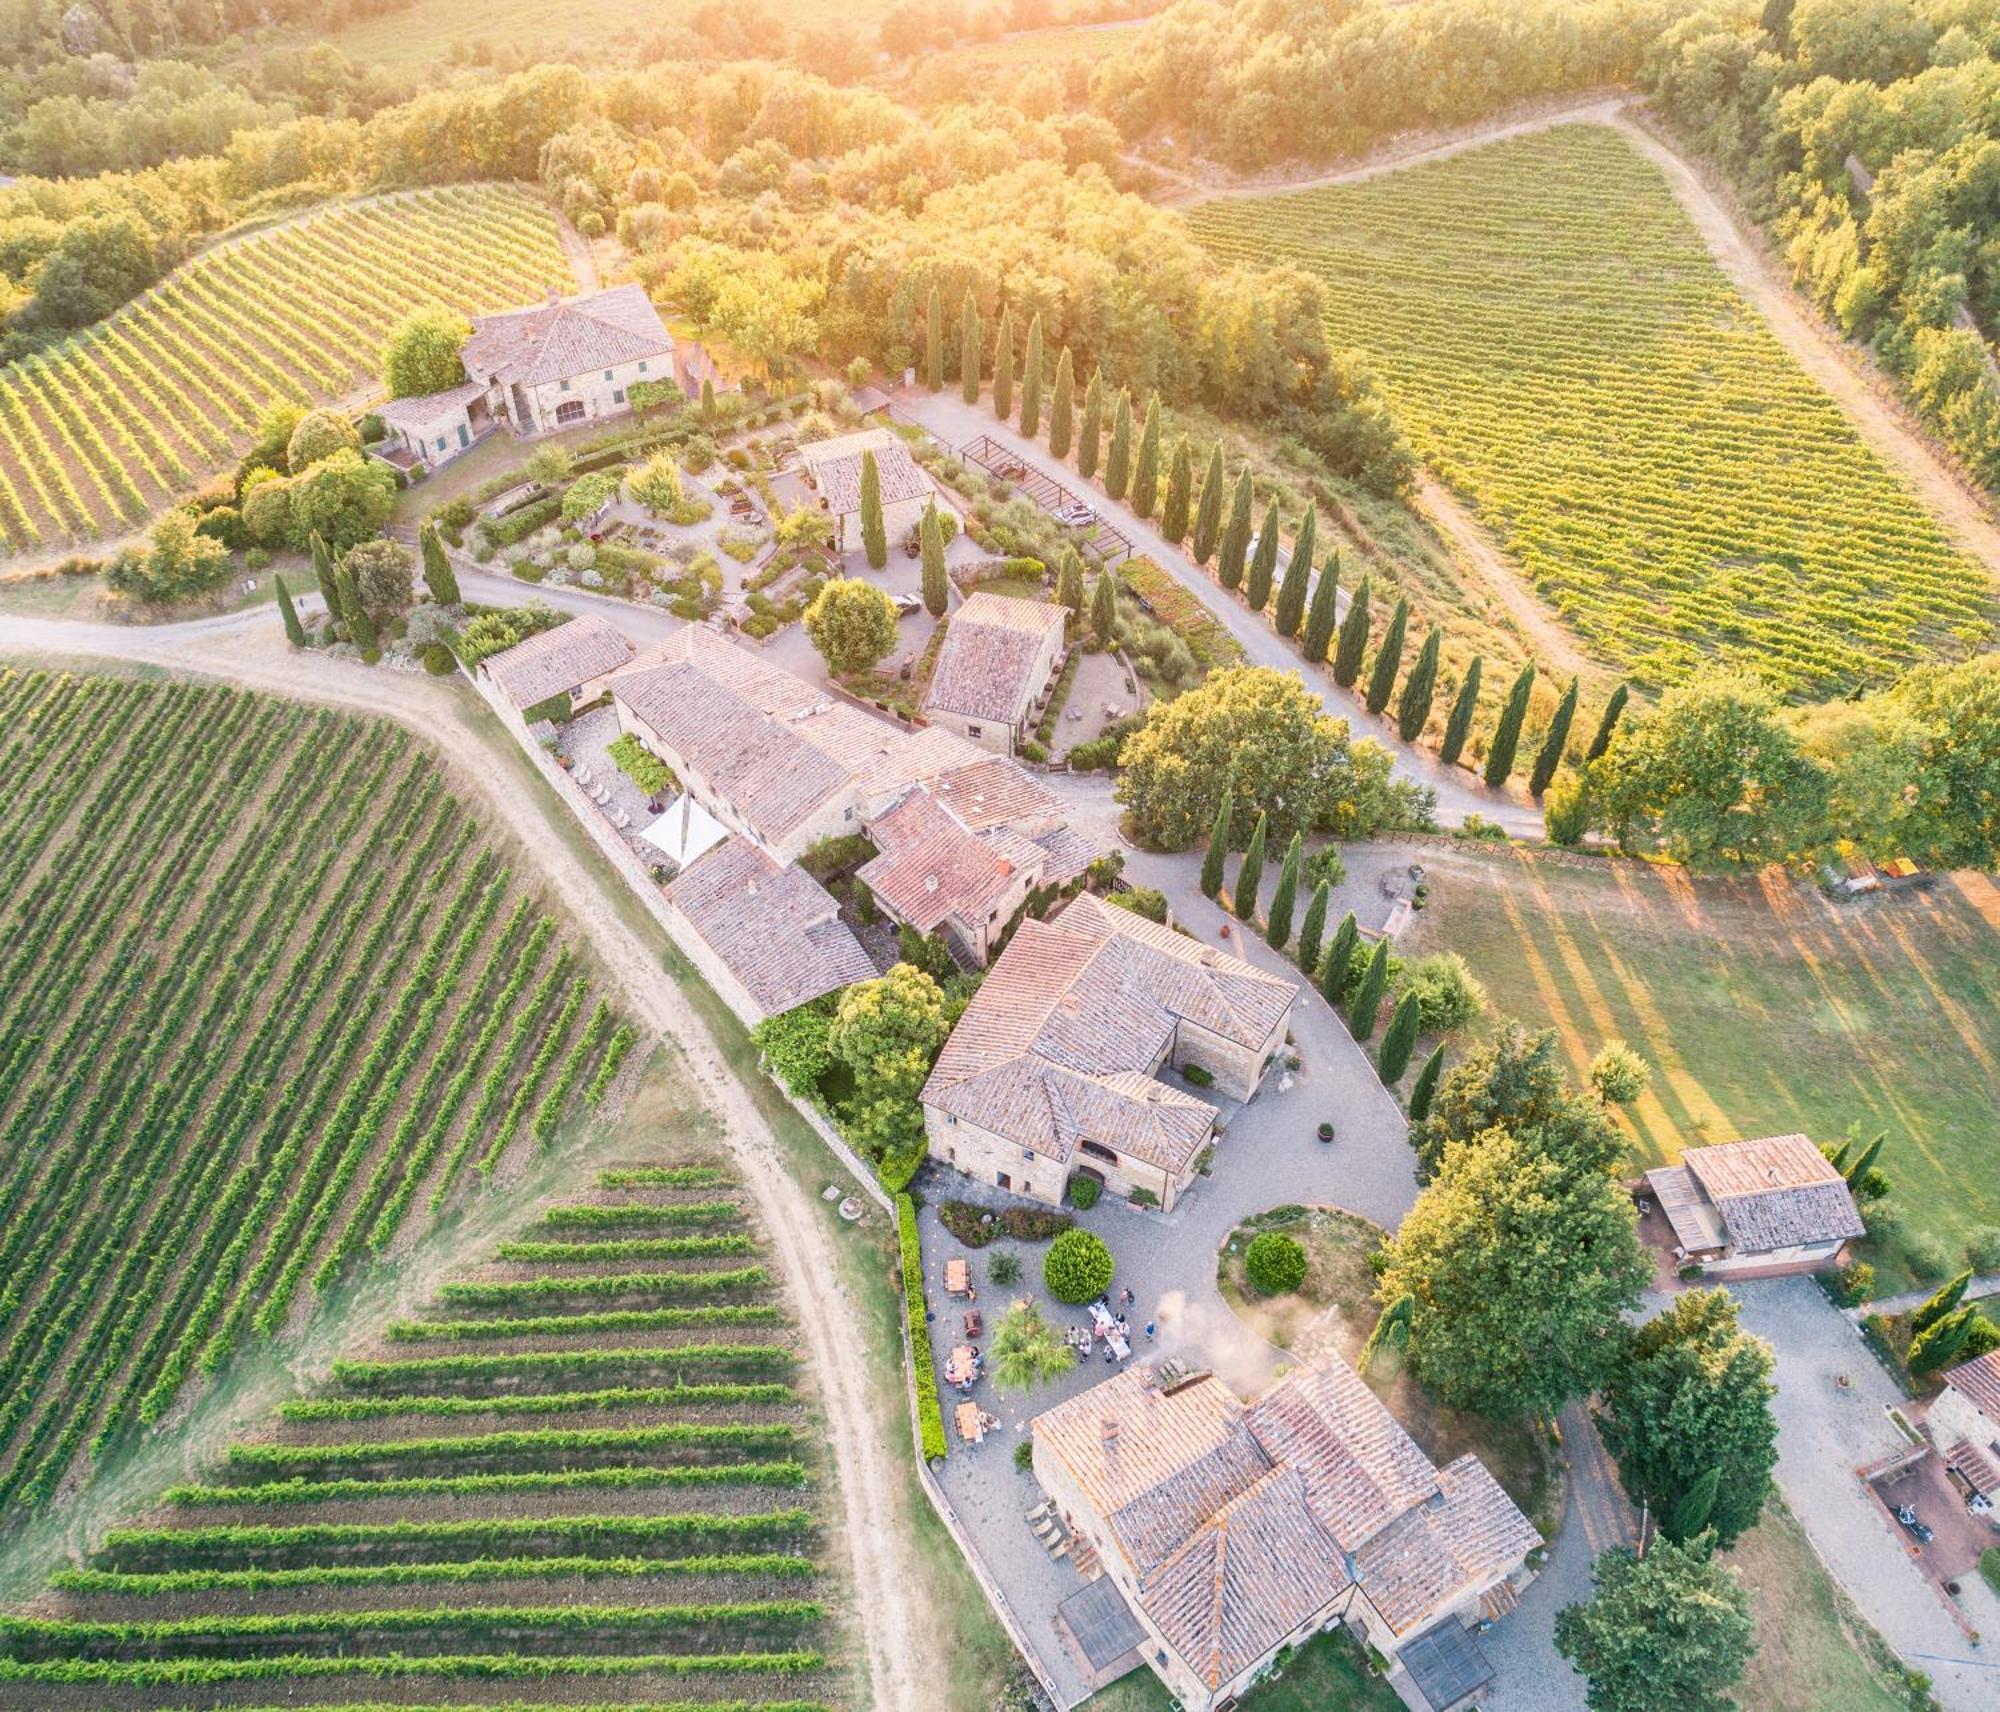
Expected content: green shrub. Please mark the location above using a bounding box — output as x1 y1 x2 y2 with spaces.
989 1252 1023 1287
1044 1228 1115 1304
1830 1262 1875 1308
939 1201 1071 1247
483 495 561 547
608 732 675 794
1014 1439 1035 1473
1965 1226 2000 1273
422 642 455 675
1105 886 1167 923
1905 1234 1954 1283
1181 1062 1214 1088
1245 1232 1307 1297
1067 1175 1101 1210
898 1195 947 1461
1982 1547 2000 1597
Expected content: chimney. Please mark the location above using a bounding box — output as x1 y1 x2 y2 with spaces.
746 878 759 898
1100 1417 1120 1446
925 875 939 894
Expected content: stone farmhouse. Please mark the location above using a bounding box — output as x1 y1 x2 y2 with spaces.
922 591 1070 755
1032 1353 1541 1712
1924 1350 2000 1511
920 895 1295 1209
376 285 680 472
798 427 958 554
1643 1132 1865 1278
477 614 637 726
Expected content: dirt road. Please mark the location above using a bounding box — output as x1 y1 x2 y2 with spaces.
0 609 932 1712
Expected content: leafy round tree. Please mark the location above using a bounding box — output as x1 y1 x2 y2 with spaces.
991 1301 1074 1392
829 963 949 1170
382 307 472 399
1365 596 1408 716
287 449 395 552
1332 574 1370 687
1554 1534 1753 1712
1045 1228 1115 1304
286 409 360 473
1589 1040 1650 1106
344 537 414 616
1216 468 1253 592
1245 1232 1307 1297
1399 953 1487 1033
561 469 620 524
1440 657 1482 765
859 449 888 570
804 578 899 675
629 451 687 516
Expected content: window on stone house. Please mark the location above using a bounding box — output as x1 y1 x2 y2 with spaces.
638 360 648 372
614 389 625 404
604 370 613 381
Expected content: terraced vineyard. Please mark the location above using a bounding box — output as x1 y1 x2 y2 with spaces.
0 668 634 1515
1189 124 1995 696
0 185 571 556
0 1164 845 1709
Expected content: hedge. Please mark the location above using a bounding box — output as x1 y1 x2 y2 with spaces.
482 495 561 547
938 1201 1072 1248
897 1196 947 1461
1044 1228 1115 1304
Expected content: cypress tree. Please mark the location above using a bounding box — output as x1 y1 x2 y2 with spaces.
1191 442 1225 564
1396 626 1440 742
1130 394 1161 519
1296 883 1329 975
925 283 943 392
920 503 948 616
1440 656 1482 765
1407 1043 1445 1120
1366 596 1408 716
960 293 981 403
419 520 460 606
1020 312 1044 437
1160 437 1193 542
1105 390 1133 500
1078 370 1104 479
1049 347 1075 459
1200 794 1233 900
1321 912 1360 1006
700 376 715 421
1531 675 1579 797
1361 1293 1414 1373
1332 574 1370 687
1912 1269 1971 1336
1056 546 1085 619
1217 468 1253 592
309 529 336 609
1265 832 1303 950
992 306 1015 422
1843 1132 1885 1189
1091 566 1118 646
860 448 888 570
1588 682 1629 761
1273 504 1314 640
335 562 377 654
1378 991 1421 1081
1667 1467 1722 1544
1232 811 1268 922
1245 499 1280 612
1348 939 1390 1039
1484 663 1537 787
275 571 305 646
1302 548 1341 663
1910 1306 1979 1373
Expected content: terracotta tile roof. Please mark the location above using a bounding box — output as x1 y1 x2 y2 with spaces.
923 897 1292 1175
464 284 673 389
799 427 933 514
1681 1133 1866 1254
482 614 635 710
1350 1456 1543 1637
377 378 485 430
857 788 1030 935
1943 1438 1999 1497
668 836 874 1016
923 593 1068 727
923 753 1065 831
1944 1350 2000 1423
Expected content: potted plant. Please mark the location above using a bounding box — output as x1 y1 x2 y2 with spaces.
1317 1121 1334 1143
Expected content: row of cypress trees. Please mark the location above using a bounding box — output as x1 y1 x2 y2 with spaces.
278 518 462 657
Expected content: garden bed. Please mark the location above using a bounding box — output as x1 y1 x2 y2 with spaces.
937 1202 1073 1249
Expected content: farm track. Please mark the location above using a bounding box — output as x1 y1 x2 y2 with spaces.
0 616 933 1712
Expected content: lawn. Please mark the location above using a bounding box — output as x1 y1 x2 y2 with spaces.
1084 1627 1403 1712
1188 125 1993 696
1400 844 2000 1288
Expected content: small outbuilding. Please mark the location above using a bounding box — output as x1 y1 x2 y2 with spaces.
922 592 1069 755
479 614 637 724
1644 1133 1865 1278
797 427 957 555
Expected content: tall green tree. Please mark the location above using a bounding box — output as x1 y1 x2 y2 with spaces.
1049 347 1075 459
419 520 460 606
920 503 948 617
960 292 981 403
1200 794 1233 900
1245 499 1280 612
1019 312 1044 437
275 572 305 646
334 562 376 654
1365 596 1408 716
1321 912 1360 1004
1191 442 1225 564
1265 831 1303 949
1378 992 1421 1082
1296 882 1329 973
992 306 1014 422
1669 1468 1722 1542
1273 504 1315 640
1161 437 1193 543
1056 546 1085 620
1911 1305 1983 1372
1397 627 1441 742
828 964 949 1166
925 283 943 392
1911 1269 1970 1338
1232 810 1268 921
1078 369 1104 478
1484 664 1538 787
1332 574 1370 687
1588 682 1629 762
1842 1132 1885 1189
1532 676 1580 797
1555 1534 1753 1712
1105 390 1133 500
1599 1290 1777 1550
1091 566 1118 646
1440 657 1482 765
859 448 888 570
1302 548 1341 663
1348 939 1390 1039
1216 468 1253 592
309 529 336 610
1407 1043 1445 1120
1130 394 1161 519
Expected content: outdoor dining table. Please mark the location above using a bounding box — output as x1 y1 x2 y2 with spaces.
946 1345 978 1387
944 1258 973 1298
955 1401 985 1444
